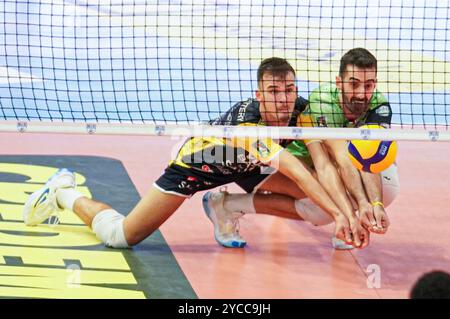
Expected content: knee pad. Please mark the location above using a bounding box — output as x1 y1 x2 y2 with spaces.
295 198 334 226
92 209 130 248
381 163 400 207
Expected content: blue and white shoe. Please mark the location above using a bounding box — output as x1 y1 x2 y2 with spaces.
332 236 355 250
23 168 76 226
202 191 246 248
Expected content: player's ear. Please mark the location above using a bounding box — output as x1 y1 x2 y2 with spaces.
255 89 263 102
336 75 342 90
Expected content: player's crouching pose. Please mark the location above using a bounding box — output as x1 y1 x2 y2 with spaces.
23 57 368 249
207 49 399 250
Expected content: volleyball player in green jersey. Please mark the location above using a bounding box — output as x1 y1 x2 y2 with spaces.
208 48 398 250
291 48 399 239
22 57 368 250
279 48 399 248
202 58 371 249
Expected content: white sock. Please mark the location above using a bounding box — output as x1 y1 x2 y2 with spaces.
56 188 85 211
294 198 334 226
223 193 256 214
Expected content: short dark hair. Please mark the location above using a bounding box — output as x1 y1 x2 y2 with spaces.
339 48 377 77
257 57 296 87
410 271 450 299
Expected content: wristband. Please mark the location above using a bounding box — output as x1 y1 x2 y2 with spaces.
371 201 384 208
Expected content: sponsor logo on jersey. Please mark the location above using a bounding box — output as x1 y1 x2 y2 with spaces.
237 100 252 122
236 153 244 162
260 165 274 175
253 140 270 158
375 105 390 116
316 116 328 127
247 153 259 165
225 113 233 124
178 181 188 189
187 176 197 182
214 165 232 175
201 165 212 173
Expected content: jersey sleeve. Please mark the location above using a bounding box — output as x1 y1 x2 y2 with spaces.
228 123 284 163
307 85 344 128
296 113 325 145
287 96 309 127
363 103 392 127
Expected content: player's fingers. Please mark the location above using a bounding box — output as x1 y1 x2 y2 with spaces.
375 212 383 230
372 226 387 235
360 230 370 249
344 227 353 245
360 214 372 229
351 228 361 247
371 225 385 234
335 228 345 241
383 214 391 229
367 211 377 226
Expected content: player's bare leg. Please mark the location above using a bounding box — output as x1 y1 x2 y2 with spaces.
122 188 185 245
72 187 186 245
66 187 185 247
23 168 186 248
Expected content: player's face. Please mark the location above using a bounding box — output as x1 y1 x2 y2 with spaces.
256 72 297 126
336 65 377 121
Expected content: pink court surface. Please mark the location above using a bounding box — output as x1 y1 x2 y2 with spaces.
1 132 450 299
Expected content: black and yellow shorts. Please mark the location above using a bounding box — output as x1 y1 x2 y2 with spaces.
154 163 275 197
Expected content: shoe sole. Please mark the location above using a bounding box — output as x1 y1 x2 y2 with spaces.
202 192 246 248
23 168 73 226
332 238 355 250
23 187 52 226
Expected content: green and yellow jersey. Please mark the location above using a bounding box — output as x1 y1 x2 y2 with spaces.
286 83 392 166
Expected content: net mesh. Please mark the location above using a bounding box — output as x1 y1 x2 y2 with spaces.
1 0 449 130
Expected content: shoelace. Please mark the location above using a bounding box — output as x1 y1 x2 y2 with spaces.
229 212 245 238
231 218 241 238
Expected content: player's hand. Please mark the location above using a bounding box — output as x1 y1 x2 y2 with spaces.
358 201 377 231
371 205 390 234
333 214 353 245
349 217 370 249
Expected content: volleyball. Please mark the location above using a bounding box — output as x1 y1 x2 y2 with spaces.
348 125 398 174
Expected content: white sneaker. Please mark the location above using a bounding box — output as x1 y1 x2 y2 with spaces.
332 236 354 250
202 191 246 248
23 168 76 226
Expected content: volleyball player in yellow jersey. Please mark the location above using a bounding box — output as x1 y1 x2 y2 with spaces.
209 49 398 250
22 57 368 249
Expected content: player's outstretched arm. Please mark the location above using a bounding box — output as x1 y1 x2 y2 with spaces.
360 171 390 234
307 141 369 247
325 139 389 234
324 140 369 204
307 141 356 219
324 140 374 221
274 150 368 248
